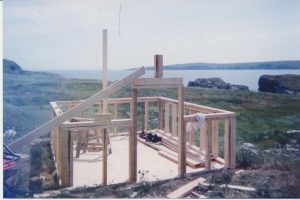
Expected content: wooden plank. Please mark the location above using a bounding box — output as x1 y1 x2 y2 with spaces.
184 112 235 122
205 119 212 169
177 85 186 177
159 96 233 114
61 119 132 130
59 128 73 187
164 103 170 132
158 151 204 169
167 177 207 198
129 88 137 182
224 118 230 168
102 129 107 185
200 121 207 151
172 103 177 137
158 100 163 130
114 103 118 135
230 116 236 168
144 102 149 130
212 120 219 159
8 67 145 151
133 77 183 87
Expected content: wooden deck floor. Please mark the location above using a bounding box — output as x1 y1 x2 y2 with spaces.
73 135 223 187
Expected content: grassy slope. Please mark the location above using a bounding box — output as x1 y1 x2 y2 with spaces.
4 72 300 146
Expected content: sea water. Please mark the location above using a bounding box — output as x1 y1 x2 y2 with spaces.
46 69 300 91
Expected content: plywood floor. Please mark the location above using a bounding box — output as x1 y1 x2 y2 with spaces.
73 135 223 187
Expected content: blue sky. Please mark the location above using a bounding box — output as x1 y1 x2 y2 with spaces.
3 0 300 70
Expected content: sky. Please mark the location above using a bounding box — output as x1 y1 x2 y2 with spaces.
3 0 300 70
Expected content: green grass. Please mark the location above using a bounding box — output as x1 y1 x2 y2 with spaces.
3 72 300 149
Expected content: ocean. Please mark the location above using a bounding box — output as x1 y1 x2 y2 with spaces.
46 69 300 91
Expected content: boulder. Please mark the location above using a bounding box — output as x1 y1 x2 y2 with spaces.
258 74 300 95
188 77 249 91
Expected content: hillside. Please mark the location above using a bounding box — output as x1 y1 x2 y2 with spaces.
137 60 300 70
3 59 300 198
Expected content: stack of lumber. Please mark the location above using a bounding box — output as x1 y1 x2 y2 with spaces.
137 129 208 168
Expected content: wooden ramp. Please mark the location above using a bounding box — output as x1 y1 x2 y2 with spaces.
8 67 145 152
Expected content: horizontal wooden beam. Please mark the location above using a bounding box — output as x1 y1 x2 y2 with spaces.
159 96 232 114
184 112 235 122
61 119 133 130
8 67 145 151
133 77 183 89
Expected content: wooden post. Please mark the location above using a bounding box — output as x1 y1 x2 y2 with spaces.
200 121 207 150
178 85 186 177
189 109 195 145
212 120 219 159
102 129 108 185
154 55 163 78
172 103 178 137
224 118 230 168
144 102 149 130
230 116 236 168
114 103 118 135
129 88 137 182
158 100 163 130
102 29 108 113
164 103 170 132
205 120 212 169
59 127 73 187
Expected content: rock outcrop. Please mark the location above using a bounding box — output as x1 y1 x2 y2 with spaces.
188 77 249 91
258 74 300 95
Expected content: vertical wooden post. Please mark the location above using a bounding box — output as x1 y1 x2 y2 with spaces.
172 103 178 137
189 109 195 145
178 85 186 177
114 103 118 135
200 121 207 150
224 118 230 168
59 128 73 187
154 55 163 78
164 103 170 132
102 129 108 185
212 120 219 159
230 116 236 168
205 120 212 169
158 100 163 130
144 102 149 130
129 88 137 182
102 29 108 113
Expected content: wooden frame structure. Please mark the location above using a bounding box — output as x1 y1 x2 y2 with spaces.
49 95 236 187
8 55 236 188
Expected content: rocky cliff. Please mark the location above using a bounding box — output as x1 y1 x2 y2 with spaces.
258 74 300 95
188 77 249 91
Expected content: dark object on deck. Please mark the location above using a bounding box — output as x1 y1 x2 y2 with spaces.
139 131 162 143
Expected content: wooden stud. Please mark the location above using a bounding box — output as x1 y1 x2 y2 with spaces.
164 103 170 132
102 29 108 113
9 67 145 151
158 100 163 130
178 85 186 177
200 121 207 150
144 102 149 130
212 120 219 159
230 116 236 168
129 88 137 182
189 109 195 145
59 127 73 187
205 119 212 169
172 103 178 137
224 118 230 168
102 129 108 185
114 103 118 135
